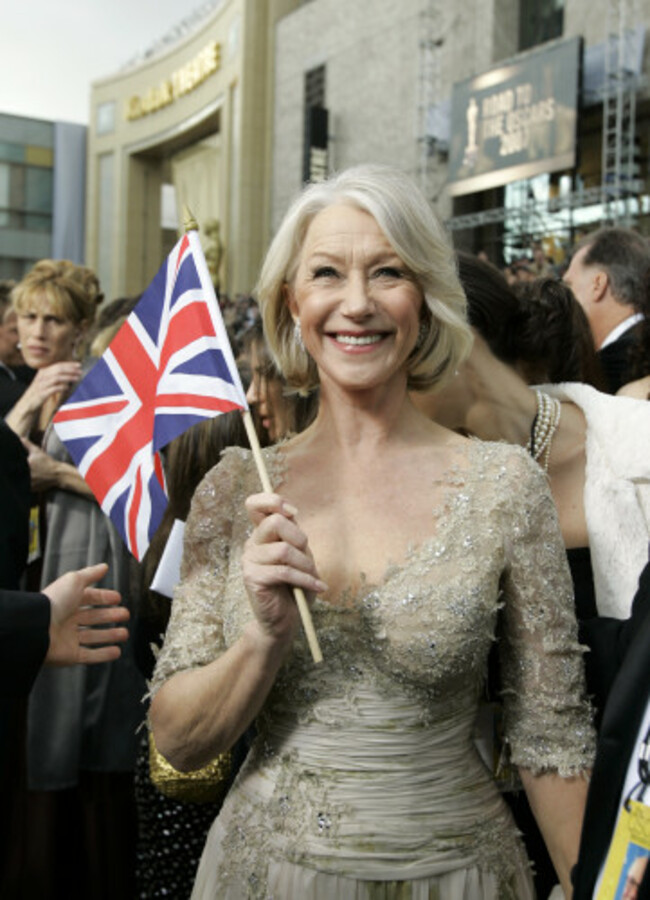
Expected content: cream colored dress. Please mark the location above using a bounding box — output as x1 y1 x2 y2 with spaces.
151 440 595 900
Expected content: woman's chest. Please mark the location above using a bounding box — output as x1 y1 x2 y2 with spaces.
224 508 507 691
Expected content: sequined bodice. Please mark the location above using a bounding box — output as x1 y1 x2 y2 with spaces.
152 439 594 895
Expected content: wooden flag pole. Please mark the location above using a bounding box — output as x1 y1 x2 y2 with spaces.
241 411 323 665
182 205 322 664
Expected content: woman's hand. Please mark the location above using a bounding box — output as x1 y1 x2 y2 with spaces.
20 361 82 409
22 438 94 498
22 438 60 491
242 492 327 646
6 361 82 437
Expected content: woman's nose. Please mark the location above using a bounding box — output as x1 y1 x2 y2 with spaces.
31 316 47 337
246 377 259 405
340 274 373 317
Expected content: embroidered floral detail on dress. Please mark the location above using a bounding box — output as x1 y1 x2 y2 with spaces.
151 440 595 898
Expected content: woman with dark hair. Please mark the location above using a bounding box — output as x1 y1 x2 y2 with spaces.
243 318 318 445
416 252 650 625
135 332 316 899
134 412 250 900
513 277 607 389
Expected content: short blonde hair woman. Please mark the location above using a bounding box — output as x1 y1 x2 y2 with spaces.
151 165 594 900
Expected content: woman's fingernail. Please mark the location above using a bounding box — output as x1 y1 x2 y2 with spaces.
283 502 298 516
315 580 328 592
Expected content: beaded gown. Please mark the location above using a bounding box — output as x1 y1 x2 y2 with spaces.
152 440 595 900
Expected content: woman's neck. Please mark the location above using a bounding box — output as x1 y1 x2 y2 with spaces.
295 375 439 458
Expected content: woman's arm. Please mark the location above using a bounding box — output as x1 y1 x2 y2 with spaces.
5 362 82 437
23 438 94 498
520 768 589 899
150 491 327 771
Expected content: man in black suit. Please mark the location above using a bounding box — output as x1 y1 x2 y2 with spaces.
0 563 130 890
563 228 649 393
572 560 650 899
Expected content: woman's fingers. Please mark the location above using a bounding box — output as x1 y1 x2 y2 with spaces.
33 362 83 395
241 493 327 639
245 492 298 527
245 559 327 596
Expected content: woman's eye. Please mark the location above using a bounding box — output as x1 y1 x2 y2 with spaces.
313 266 338 279
374 266 403 279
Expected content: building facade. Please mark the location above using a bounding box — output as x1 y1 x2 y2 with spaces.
86 0 301 302
272 0 650 266
0 113 86 280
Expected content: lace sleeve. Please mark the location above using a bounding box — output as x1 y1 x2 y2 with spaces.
497 450 596 777
149 448 245 696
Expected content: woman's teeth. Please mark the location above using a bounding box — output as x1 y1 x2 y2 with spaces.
335 334 383 346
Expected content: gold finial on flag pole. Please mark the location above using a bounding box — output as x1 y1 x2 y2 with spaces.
183 205 199 233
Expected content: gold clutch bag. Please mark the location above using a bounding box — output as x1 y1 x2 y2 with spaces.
148 730 232 805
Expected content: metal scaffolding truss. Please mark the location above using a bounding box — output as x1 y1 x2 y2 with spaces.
601 0 641 224
416 0 444 201
445 183 644 232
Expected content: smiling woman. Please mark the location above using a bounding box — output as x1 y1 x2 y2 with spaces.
149 165 595 900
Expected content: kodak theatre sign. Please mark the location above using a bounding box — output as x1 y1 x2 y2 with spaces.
125 41 221 121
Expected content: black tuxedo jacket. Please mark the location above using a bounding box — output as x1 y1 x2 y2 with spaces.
573 561 650 899
598 322 643 393
0 589 49 697
0 420 30 590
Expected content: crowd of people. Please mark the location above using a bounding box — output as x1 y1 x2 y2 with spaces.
1 163 650 900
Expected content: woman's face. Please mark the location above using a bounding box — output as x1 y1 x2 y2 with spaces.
245 342 290 442
286 203 423 394
17 293 79 369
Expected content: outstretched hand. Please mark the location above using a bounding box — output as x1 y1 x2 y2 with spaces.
242 492 327 646
42 562 130 666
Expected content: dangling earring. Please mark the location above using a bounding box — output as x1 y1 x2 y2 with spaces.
294 319 305 351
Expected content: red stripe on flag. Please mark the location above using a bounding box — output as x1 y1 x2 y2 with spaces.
83 323 158 504
156 395 242 412
159 303 216 373
153 451 165 490
85 404 154 505
53 399 129 422
128 468 143 558
175 234 190 272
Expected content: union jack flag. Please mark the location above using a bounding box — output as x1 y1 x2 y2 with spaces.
53 231 248 560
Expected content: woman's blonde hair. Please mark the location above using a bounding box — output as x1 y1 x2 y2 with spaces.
256 164 472 392
12 259 102 328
